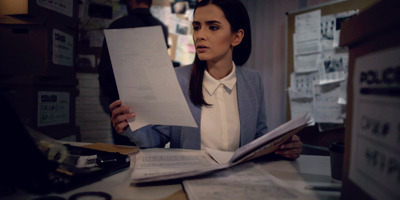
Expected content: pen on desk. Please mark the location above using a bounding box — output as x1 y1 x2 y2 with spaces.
305 185 342 191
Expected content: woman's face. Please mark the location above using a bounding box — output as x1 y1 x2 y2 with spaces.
192 4 237 63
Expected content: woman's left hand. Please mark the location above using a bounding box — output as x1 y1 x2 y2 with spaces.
274 135 303 159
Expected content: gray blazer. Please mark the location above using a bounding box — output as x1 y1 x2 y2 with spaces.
123 65 268 149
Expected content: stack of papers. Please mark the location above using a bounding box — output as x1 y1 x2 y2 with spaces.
130 113 310 184
183 162 312 200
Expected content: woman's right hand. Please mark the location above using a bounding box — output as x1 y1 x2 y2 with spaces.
110 100 136 134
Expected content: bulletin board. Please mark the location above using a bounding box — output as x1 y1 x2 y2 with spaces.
285 0 380 147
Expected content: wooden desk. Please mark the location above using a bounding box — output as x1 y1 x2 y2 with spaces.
0 146 340 200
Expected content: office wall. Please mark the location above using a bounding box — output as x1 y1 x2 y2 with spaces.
75 73 113 144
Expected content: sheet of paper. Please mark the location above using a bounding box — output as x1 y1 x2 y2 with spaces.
295 9 321 42
205 147 234 164
294 53 320 73
349 47 400 200
320 14 336 51
293 10 321 55
293 33 321 55
104 26 197 131
230 113 310 163
288 88 314 123
290 72 319 98
131 150 218 180
130 114 310 184
169 15 190 35
318 50 349 84
183 162 310 200
313 81 346 123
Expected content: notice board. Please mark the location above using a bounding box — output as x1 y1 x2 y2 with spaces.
285 0 380 147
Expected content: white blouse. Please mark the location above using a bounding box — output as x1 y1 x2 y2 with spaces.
200 62 240 151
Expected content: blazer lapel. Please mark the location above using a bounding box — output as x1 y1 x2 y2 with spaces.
236 67 257 146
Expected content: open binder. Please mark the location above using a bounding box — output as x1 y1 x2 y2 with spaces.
132 113 311 184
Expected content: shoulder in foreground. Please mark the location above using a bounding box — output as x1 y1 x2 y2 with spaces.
174 64 193 75
174 64 193 83
236 66 261 76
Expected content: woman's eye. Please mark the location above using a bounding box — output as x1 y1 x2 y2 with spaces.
193 26 200 31
209 26 219 30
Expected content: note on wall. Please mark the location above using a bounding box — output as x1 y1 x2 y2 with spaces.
293 10 321 55
318 50 348 85
349 47 400 200
290 72 319 98
313 81 346 123
53 29 74 66
320 14 336 51
294 53 320 73
37 91 70 127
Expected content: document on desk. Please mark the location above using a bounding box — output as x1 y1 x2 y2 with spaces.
132 150 218 180
183 162 309 200
130 113 311 184
104 26 197 132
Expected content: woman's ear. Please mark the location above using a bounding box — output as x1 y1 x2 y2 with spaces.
231 29 244 47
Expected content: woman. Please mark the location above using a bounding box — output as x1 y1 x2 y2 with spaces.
110 0 303 159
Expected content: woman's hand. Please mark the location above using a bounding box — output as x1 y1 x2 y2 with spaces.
274 135 303 159
110 100 136 134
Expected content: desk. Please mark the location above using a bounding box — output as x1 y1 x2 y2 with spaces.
0 146 340 200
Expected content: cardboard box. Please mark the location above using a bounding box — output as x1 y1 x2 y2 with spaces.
0 0 78 29
0 76 79 134
0 16 76 78
339 0 400 199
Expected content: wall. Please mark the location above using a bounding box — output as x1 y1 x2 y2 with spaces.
75 73 113 143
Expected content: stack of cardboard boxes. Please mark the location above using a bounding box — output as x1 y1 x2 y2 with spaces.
0 0 80 141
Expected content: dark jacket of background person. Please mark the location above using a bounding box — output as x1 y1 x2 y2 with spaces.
98 7 169 145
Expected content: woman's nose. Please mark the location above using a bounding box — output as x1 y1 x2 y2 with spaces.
194 28 206 41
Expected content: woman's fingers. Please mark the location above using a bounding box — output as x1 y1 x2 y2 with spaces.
114 120 129 133
111 105 130 121
109 100 136 134
276 147 302 155
112 113 135 133
274 135 303 159
280 141 303 149
110 100 122 111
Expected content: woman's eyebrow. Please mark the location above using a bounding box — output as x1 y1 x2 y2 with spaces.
192 20 221 26
205 20 221 25
192 21 200 26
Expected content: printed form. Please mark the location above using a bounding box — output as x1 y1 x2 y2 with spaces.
104 26 197 131
183 162 314 200
132 150 218 180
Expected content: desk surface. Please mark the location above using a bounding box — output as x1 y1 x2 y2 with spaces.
1 146 341 200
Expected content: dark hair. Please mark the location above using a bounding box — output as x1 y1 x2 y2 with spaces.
189 0 252 106
125 0 152 7
135 0 152 6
